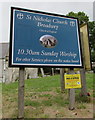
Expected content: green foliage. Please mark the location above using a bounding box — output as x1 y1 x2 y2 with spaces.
66 11 89 25
88 21 95 62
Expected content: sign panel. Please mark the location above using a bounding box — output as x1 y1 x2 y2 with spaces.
64 74 82 89
80 24 91 70
9 7 83 67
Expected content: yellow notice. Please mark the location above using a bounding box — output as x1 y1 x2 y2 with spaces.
64 74 82 89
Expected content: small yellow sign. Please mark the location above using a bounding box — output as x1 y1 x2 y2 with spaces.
64 74 82 89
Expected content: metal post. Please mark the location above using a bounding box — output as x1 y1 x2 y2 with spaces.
68 69 75 110
18 67 25 119
69 88 75 110
60 68 65 92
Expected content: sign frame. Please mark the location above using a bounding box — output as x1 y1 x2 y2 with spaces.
9 7 83 68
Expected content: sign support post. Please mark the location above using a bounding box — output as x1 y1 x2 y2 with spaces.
68 69 75 110
69 88 75 110
60 68 65 93
18 67 25 119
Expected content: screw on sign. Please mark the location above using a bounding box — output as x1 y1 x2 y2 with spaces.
17 13 24 19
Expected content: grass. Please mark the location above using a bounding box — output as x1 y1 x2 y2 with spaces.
39 94 52 98
2 73 94 118
77 103 86 109
25 100 41 107
42 100 53 106
25 75 60 92
86 73 94 89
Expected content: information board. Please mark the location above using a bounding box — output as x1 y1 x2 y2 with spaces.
64 74 82 89
9 7 83 67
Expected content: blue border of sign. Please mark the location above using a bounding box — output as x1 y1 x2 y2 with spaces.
9 7 83 68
